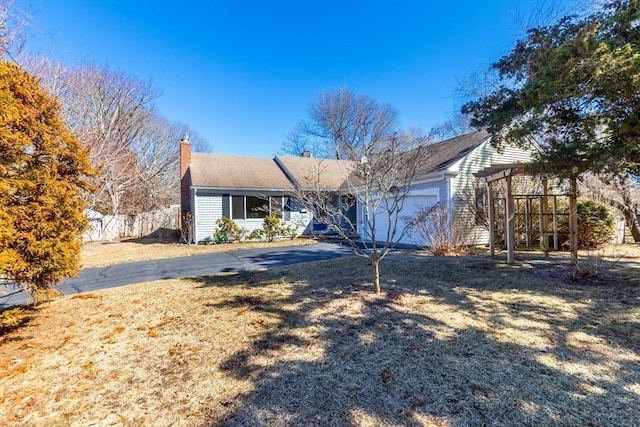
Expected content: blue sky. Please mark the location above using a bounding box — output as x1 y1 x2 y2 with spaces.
16 0 576 157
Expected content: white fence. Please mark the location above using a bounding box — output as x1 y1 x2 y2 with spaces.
84 206 180 242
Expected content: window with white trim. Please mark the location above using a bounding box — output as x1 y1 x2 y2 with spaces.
228 195 286 220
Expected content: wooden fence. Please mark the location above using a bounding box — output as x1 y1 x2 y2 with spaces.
83 206 180 242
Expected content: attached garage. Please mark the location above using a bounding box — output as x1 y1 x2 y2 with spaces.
366 193 439 246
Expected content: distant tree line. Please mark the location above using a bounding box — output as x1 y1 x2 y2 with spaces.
0 0 209 296
1 2 211 216
19 57 210 216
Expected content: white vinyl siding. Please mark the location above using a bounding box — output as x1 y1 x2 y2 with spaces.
195 194 223 242
411 180 450 206
450 140 535 245
450 140 534 197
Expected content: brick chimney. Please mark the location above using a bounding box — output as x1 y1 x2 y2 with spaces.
180 135 191 214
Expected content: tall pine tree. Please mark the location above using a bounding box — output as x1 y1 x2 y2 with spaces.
462 1 640 178
0 60 93 296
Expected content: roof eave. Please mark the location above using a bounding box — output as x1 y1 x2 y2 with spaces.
191 185 294 193
412 170 458 185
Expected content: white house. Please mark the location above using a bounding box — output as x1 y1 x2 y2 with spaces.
180 130 533 245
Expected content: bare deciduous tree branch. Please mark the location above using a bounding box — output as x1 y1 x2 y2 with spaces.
22 56 211 215
287 88 429 293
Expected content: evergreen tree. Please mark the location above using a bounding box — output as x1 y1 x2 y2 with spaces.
462 1 640 178
0 60 93 296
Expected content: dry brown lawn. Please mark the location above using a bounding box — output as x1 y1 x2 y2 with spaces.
1 244 639 426
80 237 317 269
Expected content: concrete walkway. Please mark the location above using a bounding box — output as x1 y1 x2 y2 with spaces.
0 242 354 309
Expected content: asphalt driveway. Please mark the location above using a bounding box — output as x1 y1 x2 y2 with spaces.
0 242 354 309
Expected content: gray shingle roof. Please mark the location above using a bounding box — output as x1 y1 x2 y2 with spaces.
187 130 491 191
415 130 490 175
275 156 356 191
189 153 293 190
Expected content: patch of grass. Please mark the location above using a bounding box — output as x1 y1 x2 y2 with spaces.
70 293 101 300
0 246 639 426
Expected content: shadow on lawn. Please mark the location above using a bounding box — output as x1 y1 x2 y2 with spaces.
236 244 353 268
0 304 39 340
191 255 640 426
120 229 180 244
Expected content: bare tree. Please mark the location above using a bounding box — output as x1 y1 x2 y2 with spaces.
283 87 400 160
581 174 640 242
54 65 160 214
15 54 68 97
23 57 210 215
43 65 157 214
298 142 427 294
429 112 474 141
0 0 31 60
129 115 209 212
279 130 325 158
290 89 428 293
354 142 428 292
513 0 595 30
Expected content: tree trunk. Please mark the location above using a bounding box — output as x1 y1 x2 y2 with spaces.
607 199 640 242
607 197 640 243
569 177 579 266
586 178 640 243
594 196 640 242
372 257 380 294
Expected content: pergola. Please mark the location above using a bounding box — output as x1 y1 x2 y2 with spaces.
474 163 579 265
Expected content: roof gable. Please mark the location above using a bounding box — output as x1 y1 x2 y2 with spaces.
414 130 490 175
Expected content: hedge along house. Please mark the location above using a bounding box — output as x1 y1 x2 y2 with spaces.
180 131 535 245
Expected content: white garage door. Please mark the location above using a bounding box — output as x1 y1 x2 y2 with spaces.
372 195 438 245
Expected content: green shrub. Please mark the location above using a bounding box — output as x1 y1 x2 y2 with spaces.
577 199 614 249
557 199 614 249
214 217 246 243
247 229 264 241
262 214 288 242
